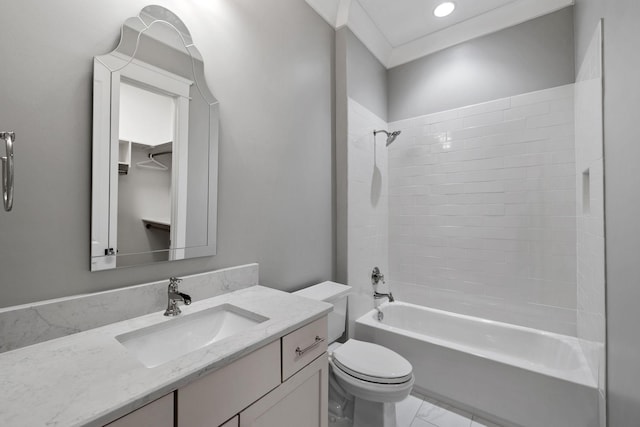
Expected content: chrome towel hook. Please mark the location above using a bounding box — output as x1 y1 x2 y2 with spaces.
1 131 15 212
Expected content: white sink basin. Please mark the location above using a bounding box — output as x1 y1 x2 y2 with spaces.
116 304 268 368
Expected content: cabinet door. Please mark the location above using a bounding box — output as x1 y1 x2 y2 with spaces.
106 393 173 427
239 354 328 427
178 341 280 427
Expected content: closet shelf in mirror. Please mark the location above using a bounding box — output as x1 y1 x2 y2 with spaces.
142 218 171 231
119 140 132 175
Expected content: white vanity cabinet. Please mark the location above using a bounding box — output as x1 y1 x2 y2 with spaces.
177 340 281 427
239 354 328 427
177 316 328 427
106 393 173 427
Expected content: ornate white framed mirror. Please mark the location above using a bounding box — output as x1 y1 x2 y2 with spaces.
91 5 218 271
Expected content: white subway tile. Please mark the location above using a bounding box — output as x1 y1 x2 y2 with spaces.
510 84 574 107
503 102 550 121
464 181 504 194
549 96 574 113
450 118 526 141
430 118 464 133
459 98 511 117
527 111 574 129
387 85 578 335
462 111 505 129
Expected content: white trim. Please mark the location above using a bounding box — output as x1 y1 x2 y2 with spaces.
108 71 120 260
335 0 352 28
98 53 193 96
304 0 341 27
91 60 113 261
91 54 192 270
387 0 575 68
170 96 189 261
346 0 393 66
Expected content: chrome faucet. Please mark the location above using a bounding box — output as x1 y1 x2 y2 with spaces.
164 277 192 316
371 267 394 303
374 290 395 303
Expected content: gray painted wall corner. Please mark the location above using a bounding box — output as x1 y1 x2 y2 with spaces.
387 7 576 121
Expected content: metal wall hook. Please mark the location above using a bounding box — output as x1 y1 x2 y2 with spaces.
1 132 15 212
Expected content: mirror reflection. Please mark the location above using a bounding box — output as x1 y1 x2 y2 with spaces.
91 5 219 271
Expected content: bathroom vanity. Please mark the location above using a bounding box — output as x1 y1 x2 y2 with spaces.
0 286 331 427
110 316 328 427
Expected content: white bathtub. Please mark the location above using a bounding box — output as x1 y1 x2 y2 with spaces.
355 302 599 427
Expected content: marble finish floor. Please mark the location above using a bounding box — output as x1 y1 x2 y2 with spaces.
330 393 503 427
396 394 502 427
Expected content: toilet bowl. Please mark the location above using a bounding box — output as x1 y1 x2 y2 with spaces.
329 339 414 427
294 281 414 427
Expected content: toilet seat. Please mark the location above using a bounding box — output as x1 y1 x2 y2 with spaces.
331 339 413 385
329 358 415 404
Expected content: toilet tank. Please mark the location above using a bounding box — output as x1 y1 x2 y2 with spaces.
293 281 351 343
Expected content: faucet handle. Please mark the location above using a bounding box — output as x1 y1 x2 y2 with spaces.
371 267 385 285
168 276 182 291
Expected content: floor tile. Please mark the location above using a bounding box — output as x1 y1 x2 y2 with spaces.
396 395 424 427
470 416 503 427
415 399 473 427
410 417 438 427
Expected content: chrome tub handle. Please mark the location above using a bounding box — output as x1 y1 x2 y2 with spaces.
295 336 325 357
1 132 14 212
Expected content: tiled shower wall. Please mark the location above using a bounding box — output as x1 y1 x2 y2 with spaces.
346 98 389 334
575 21 606 426
388 85 577 335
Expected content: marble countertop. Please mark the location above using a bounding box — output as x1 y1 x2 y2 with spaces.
0 286 332 427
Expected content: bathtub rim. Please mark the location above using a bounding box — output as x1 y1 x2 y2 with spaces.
356 301 597 389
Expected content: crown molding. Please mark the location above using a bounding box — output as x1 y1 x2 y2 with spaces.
305 0 575 69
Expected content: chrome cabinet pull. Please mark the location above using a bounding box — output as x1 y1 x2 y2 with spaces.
1 132 14 212
295 336 325 357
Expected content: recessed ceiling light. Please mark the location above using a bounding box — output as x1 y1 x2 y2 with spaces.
434 2 456 18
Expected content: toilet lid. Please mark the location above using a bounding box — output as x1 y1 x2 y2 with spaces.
331 339 413 384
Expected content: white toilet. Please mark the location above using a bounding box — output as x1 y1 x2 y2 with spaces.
295 281 414 427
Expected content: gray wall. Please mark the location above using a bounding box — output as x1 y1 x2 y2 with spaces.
335 28 349 285
0 0 334 308
334 27 388 289
573 0 640 424
576 0 640 424
387 7 575 121
346 29 388 121
573 0 605 75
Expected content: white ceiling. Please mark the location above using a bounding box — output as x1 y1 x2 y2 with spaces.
358 0 519 47
305 0 574 68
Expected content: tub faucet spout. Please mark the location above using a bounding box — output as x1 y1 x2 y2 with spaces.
374 291 394 303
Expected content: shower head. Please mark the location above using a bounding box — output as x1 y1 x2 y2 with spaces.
373 130 402 146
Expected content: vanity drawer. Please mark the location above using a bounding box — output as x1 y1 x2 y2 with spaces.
106 393 173 427
281 316 328 381
178 340 280 427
